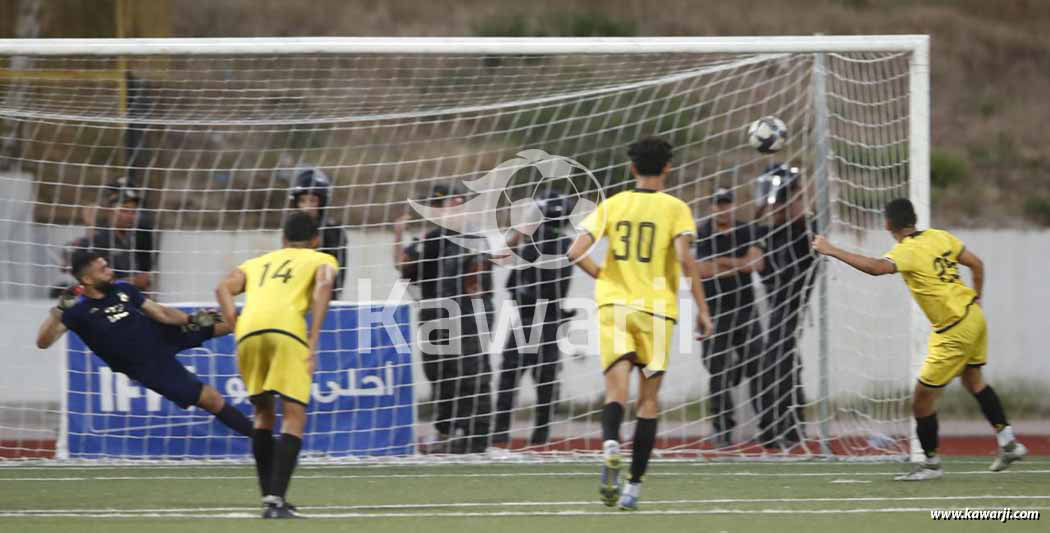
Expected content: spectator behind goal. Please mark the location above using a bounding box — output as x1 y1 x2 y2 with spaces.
289 168 348 299
90 178 158 292
395 183 495 454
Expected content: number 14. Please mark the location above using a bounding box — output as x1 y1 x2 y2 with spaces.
259 259 294 286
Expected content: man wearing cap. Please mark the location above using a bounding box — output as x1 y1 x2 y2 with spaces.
754 164 818 449
289 168 347 299
395 183 495 454
492 192 575 447
695 188 766 448
90 178 158 292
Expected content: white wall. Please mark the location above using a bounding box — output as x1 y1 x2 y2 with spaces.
3 226 1047 410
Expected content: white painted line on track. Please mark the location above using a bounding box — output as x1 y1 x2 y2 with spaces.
4 469 1049 482
3 459 1047 470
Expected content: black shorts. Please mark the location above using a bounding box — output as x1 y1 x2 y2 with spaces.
123 324 215 409
127 355 205 409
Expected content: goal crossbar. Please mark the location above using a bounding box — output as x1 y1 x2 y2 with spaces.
0 35 929 56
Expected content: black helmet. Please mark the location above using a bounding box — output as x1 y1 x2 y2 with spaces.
289 168 331 208
537 192 570 220
103 177 143 207
755 163 801 207
424 182 467 206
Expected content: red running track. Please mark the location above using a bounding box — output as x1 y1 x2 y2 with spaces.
4 435 1049 459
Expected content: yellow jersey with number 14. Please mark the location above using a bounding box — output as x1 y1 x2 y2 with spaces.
236 247 339 343
883 229 977 332
578 189 696 320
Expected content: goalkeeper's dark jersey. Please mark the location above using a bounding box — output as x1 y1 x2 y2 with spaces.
60 281 203 372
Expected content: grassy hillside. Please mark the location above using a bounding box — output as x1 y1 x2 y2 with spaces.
172 0 1050 228
7 0 1049 228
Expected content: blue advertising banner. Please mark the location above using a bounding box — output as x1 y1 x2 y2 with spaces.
65 303 414 459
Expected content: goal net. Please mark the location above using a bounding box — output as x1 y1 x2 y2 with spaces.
0 37 928 462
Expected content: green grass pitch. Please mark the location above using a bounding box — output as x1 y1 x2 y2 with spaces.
0 459 1046 532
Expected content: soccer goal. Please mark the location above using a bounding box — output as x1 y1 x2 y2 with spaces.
0 36 929 462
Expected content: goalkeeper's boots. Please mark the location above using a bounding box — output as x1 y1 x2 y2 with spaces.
599 439 622 507
990 441 1028 472
894 457 944 481
618 482 641 511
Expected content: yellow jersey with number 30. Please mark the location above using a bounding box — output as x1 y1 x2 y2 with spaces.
578 189 696 320
236 247 338 343
883 229 977 332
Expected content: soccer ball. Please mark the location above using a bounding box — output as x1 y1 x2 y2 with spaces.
746 116 788 154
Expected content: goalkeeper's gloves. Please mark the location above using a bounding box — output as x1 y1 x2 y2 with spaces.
182 309 223 333
54 286 82 315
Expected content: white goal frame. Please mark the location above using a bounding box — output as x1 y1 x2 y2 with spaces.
0 36 930 462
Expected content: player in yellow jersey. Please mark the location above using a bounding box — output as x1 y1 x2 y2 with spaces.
813 198 1027 481
569 137 713 510
215 212 337 518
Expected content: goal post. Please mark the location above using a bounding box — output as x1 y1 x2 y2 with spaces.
0 36 929 462
907 38 932 464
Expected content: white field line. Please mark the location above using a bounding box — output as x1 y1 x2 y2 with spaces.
7 494 1050 514
3 507 1050 519
4 469 1050 482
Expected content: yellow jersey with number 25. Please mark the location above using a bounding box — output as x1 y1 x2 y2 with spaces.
883 229 977 332
236 247 338 343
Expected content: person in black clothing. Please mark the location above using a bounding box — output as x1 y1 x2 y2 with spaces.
754 163 818 449
492 193 575 447
91 179 158 292
51 202 102 298
395 183 495 454
695 188 766 448
289 168 347 299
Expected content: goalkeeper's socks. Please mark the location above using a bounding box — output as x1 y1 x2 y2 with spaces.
252 428 274 496
271 433 303 499
628 417 658 484
601 402 624 443
915 413 939 458
215 403 253 437
973 386 1010 433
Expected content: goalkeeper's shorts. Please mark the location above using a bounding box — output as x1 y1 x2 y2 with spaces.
125 354 205 409
598 305 674 378
236 330 312 405
919 303 988 388
115 324 214 409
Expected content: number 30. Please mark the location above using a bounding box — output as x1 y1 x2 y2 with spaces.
612 221 656 263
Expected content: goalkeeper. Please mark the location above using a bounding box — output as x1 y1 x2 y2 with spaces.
35 249 253 437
